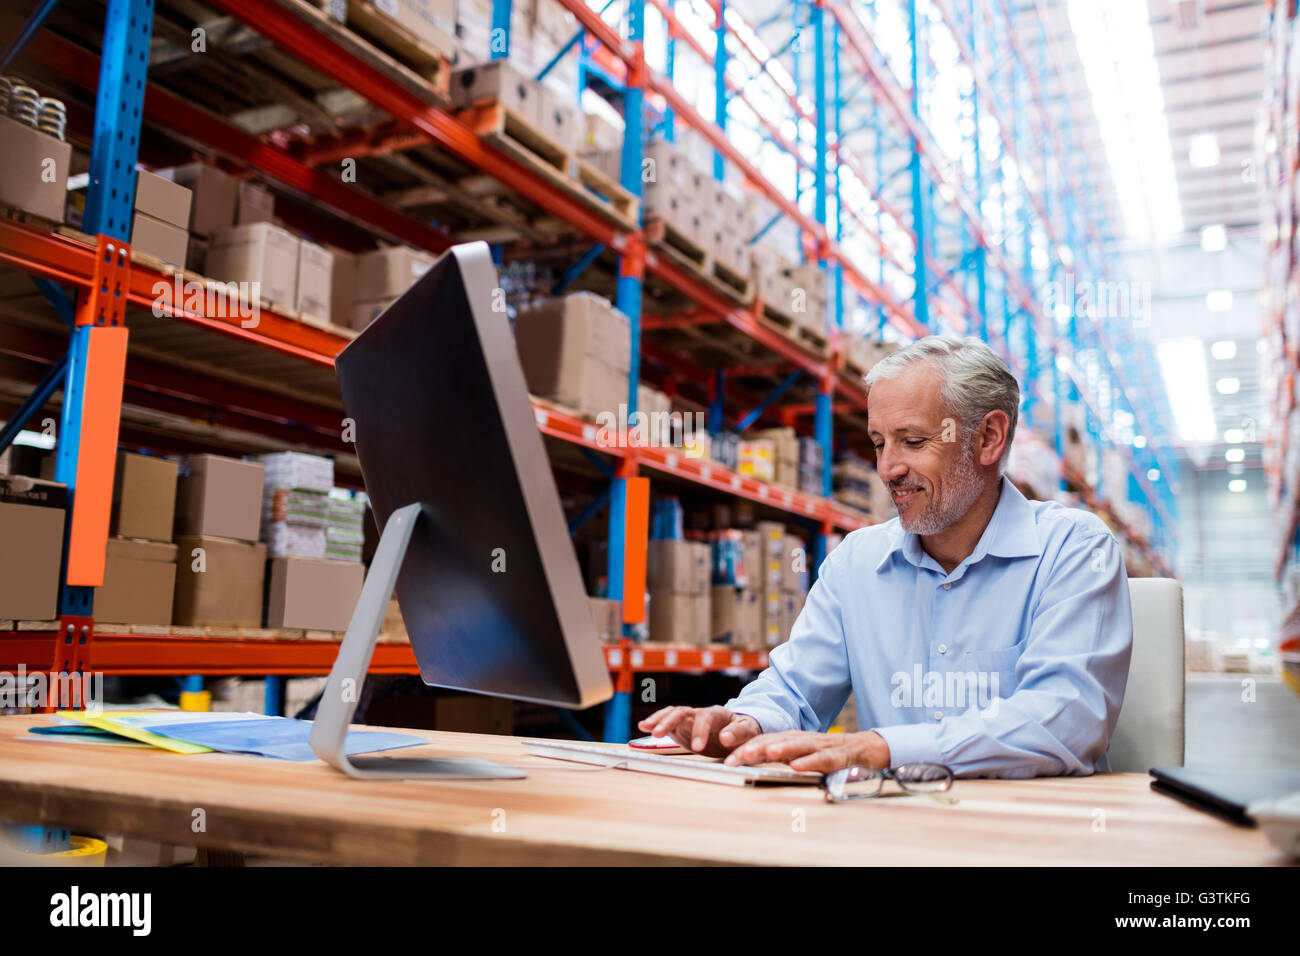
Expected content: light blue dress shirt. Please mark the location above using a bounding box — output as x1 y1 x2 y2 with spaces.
726 477 1133 778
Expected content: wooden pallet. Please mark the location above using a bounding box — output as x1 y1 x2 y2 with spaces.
92 622 349 641
759 299 798 331
310 0 453 91
644 217 755 306
572 155 640 226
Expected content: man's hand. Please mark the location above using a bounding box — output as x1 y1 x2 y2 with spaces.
723 730 891 772
637 706 762 757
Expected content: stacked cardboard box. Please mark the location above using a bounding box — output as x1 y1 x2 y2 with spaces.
349 246 437 330
756 521 787 648
159 163 239 271
98 452 180 625
710 585 761 648
708 183 752 277
783 262 828 338
580 138 711 247
753 426 799 488
797 437 824 496
0 475 66 621
173 454 267 627
365 0 458 59
0 107 70 222
326 497 366 563
449 59 577 146
588 596 621 643
265 556 364 631
260 452 334 559
131 170 191 266
751 246 797 315
457 0 580 97
513 292 630 421
737 437 775 483
646 539 710 645
206 221 299 309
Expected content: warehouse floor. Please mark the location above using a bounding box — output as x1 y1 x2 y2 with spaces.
1185 674 1300 769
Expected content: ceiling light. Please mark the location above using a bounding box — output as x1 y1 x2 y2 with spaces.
1147 468 1160 482
1225 447 1245 463
1200 224 1227 251
1223 428 1245 443
1228 479 1247 493
1206 289 1233 312
1067 0 1183 240
1157 338 1216 442
1189 133 1220 168
1132 434 1147 448
1216 377 1240 394
1210 340 1237 360
1227 462 1245 475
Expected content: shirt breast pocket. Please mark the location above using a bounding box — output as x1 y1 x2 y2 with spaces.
962 645 1023 694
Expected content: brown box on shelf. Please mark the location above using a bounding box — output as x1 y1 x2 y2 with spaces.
354 246 437 300
160 163 238 238
370 0 458 59
130 212 188 266
175 453 265 543
296 240 334 321
781 534 806 593
205 222 300 307
111 452 177 543
0 475 66 621
710 585 762 646
330 249 356 326
588 596 621 643
646 539 710 594
0 115 70 222
760 587 783 647
349 298 395 331
648 590 709 646
740 530 762 590
535 84 580 147
265 556 364 631
450 60 537 120
172 534 266 628
186 236 208 274
134 169 192 227
514 293 631 373
96 538 177 626
236 180 274 225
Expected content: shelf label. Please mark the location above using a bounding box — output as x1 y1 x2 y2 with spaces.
731 652 742 667
666 452 677 469
700 466 711 481
731 476 741 489
631 649 644 667
608 649 622 667
665 650 677 667
758 485 768 498
701 651 713 667
534 409 548 427
783 493 792 507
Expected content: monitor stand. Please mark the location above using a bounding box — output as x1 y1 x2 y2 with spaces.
309 502 525 780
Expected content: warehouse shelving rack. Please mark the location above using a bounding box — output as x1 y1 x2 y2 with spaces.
0 0 1172 739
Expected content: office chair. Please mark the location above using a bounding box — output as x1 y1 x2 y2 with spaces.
1107 578 1185 773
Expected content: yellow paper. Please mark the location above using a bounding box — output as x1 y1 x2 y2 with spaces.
55 710 214 755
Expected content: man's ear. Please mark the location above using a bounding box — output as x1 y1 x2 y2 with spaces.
977 410 1011 468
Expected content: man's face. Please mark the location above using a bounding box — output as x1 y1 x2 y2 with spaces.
867 363 985 535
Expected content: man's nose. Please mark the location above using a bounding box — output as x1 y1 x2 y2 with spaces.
876 445 908 483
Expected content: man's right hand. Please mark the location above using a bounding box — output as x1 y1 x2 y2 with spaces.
637 706 762 757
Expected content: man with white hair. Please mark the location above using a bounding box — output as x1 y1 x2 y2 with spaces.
640 334 1133 778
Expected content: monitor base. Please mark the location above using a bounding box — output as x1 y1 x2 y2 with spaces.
310 502 525 781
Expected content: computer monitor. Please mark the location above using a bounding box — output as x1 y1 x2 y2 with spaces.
310 241 613 779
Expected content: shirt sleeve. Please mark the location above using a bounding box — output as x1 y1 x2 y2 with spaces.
872 528 1133 778
724 544 853 734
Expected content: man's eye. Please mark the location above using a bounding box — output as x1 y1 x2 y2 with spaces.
905 438 925 447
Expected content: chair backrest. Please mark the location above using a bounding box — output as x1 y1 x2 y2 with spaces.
1107 578 1185 773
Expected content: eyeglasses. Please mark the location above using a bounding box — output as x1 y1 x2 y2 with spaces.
821 763 955 803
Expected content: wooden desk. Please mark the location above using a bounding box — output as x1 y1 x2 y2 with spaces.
0 715 1287 865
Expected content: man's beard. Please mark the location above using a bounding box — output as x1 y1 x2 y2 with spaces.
891 437 985 535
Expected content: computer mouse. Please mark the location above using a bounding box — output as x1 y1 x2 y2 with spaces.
628 735 691 754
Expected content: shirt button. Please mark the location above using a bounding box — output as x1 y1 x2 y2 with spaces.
943 582 952 590
938 644 948 654
934 712 943 720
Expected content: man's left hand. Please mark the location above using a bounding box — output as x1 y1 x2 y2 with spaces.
722 730 891 772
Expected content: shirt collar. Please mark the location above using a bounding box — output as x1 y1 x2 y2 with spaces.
875 476 1041 573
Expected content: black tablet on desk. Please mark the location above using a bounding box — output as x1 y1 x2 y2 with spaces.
1150 766 1300 826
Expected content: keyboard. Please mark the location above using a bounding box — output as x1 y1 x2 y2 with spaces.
522 739 824 787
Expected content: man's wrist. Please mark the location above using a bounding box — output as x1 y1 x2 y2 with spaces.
856 730 891 769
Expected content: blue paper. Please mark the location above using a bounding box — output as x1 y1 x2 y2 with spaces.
141 716 426 761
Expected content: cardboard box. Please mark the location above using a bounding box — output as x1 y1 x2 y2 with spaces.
0 476 66 621
96 538 177 625
161 163 238 237
646 539 710 594
349 297 395 331
111 452 178 543
354 246 437 300
236 180 274 225
588 596 621 643
740 530 762 590
330 250 356 326
713 586 763 648
760 587 783 647
265 556 364 631
134 169 192 227
514 293 631 374
648 590 709 645
0 115 70 221
296 240 334 320
130 212 188 266
172 534 267 628
175 454 266 543
206 222 300 306
186 236 208 274
535 83 580 146
371 0 458 58
781 534 807 593
450 60 537 120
